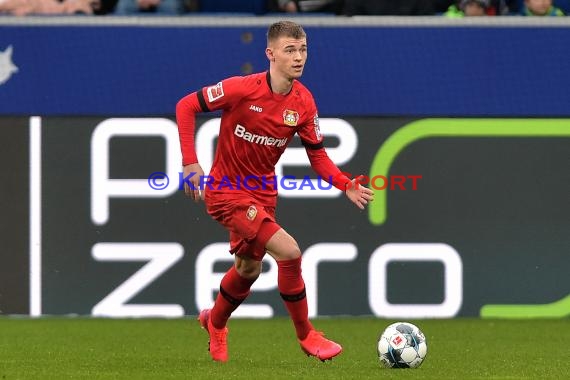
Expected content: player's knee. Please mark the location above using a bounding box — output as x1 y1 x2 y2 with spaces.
266 229 302 261
238 267 261 281
279 242 302 260
235 259 261 280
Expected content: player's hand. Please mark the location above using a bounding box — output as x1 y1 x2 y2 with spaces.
182 163 204 202
345 176 374 210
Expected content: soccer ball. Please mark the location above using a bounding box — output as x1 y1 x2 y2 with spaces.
377 322 427 368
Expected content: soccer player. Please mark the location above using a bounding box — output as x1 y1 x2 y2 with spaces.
176 20 373 362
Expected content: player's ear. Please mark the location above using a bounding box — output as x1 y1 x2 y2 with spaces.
265 47 275 62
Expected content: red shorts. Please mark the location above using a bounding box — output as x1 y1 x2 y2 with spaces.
205 195 281 261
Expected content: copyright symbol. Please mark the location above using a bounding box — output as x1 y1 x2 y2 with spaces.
148 172 169 190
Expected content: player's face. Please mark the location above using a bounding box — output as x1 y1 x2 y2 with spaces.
270 37 307 80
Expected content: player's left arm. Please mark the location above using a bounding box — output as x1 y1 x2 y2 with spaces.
298 108 373 210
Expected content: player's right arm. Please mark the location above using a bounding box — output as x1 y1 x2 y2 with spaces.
176 77 245 201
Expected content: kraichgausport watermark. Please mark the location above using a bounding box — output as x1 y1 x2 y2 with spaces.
147 172 422 191
340 171 422 191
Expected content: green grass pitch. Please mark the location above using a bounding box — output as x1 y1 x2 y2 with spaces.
0 317 567 379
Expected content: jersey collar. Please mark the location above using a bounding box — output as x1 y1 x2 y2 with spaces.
266 70 294 96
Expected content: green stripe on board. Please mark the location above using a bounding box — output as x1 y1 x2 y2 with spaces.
480 294 570 318
368 118 570 225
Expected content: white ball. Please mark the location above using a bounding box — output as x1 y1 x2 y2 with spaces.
377 322 428 369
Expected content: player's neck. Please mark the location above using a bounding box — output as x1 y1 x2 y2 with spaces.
268 69 294 95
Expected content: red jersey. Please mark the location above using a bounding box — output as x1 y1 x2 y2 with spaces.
176 71 350 207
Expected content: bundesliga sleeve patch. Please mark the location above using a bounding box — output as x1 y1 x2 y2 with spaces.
206 82 224 103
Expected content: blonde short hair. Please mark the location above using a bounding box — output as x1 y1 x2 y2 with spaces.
267 21 306 44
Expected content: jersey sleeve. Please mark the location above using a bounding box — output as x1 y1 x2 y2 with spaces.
296 98 323 149
197 76 246 112
297 99 352 191
176 76 246 165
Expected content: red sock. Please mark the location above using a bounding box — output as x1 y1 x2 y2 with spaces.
277 257 313 340
210 265 255 329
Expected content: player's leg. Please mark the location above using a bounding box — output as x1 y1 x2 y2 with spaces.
210 255 261 329
265 228 313 339
199 250 261 362
265 228 342 361
199 201 276 361
207 216 279 330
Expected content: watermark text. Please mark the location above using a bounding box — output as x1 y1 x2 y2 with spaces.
147 172 422 192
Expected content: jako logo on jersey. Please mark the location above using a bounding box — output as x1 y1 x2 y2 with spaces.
283 109 299 127
249 105 263 113
0 45 18 86
206 82 224 102
234 124 288 147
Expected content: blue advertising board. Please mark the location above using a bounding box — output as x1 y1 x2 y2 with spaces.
1 17 569 117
